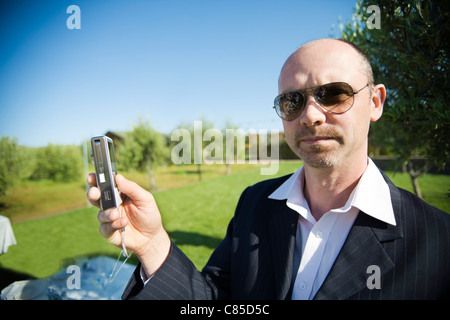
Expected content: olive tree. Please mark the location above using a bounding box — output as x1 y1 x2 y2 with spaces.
341 0 450 197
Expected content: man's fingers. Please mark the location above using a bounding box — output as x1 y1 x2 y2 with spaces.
97 208 120 224
99 222 124 239
98 208 128 239
98 220 127 238
86 173 101 207
87 185 101 207
116 174 154 203
87 173 97 186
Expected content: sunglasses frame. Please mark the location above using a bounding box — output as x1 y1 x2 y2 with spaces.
273 82 369 121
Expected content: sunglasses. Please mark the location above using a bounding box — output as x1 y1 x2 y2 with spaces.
273 82 369 121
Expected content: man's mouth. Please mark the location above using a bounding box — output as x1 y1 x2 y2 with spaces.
300 136 337 144
294 127 344 148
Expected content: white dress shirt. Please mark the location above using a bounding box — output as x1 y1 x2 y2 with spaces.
268 158 396 300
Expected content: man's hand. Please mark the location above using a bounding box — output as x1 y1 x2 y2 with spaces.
87 173 171 277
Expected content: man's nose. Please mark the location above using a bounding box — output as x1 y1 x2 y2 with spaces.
298 96 326 127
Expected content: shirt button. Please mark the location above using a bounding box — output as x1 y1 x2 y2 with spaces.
299 282 307 290
316 231 323 239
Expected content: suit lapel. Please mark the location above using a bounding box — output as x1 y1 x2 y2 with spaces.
313 213 395 299
314 178 404 300
267 199 298 300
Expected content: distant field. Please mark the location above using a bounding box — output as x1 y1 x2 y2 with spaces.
0 162 448 279
0 163 270 222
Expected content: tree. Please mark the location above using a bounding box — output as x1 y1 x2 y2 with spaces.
119 119 169 190
172 118 216 181
222 120 245 175
341 0 450 198
32 144 83 182
0 137 19 196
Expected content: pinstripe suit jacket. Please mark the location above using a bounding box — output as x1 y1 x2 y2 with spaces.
122 171 450 300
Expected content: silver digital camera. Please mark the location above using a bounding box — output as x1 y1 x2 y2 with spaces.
90 136 122 210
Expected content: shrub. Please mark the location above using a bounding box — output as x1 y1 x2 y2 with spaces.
31 144 83 182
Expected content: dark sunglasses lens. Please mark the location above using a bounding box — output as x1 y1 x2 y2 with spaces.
315 82 354 111
275 92 305 120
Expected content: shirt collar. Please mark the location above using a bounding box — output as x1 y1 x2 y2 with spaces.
268 158 396 226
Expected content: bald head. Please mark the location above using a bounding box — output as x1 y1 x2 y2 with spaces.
279 39 374 94
277 38 386 172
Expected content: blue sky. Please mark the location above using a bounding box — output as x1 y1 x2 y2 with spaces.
0 0 357 147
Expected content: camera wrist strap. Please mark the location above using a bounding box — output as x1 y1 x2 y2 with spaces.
107 208 132 283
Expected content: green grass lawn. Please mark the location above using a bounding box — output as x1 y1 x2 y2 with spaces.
0 163 299 278
1 162 448 280
0 179 88 222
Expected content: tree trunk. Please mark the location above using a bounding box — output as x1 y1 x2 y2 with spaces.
410 174 423 199
197 164 202 181
406 160 427 199
146 161 157 190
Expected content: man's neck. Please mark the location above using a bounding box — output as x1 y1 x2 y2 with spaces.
303 158 369 221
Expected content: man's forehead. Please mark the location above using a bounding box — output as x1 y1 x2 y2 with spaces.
279 40 364 92
284 40 359 73
290 38 357 59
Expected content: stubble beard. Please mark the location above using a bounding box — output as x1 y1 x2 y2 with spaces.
298 145 340 168
293 127 345 168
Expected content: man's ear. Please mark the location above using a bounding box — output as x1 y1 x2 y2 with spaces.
370 84 386 122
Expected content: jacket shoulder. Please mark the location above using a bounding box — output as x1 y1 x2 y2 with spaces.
244 173 293 198
396 185 450 227
231 173 293 223
381 170 449 225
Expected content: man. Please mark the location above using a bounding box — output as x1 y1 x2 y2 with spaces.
87 38 450 299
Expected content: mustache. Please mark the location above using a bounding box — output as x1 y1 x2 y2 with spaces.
295 127 344 144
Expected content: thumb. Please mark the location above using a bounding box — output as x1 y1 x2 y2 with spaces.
116 174 152 203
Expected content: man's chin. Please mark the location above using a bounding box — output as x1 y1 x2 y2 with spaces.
297 150 339 169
